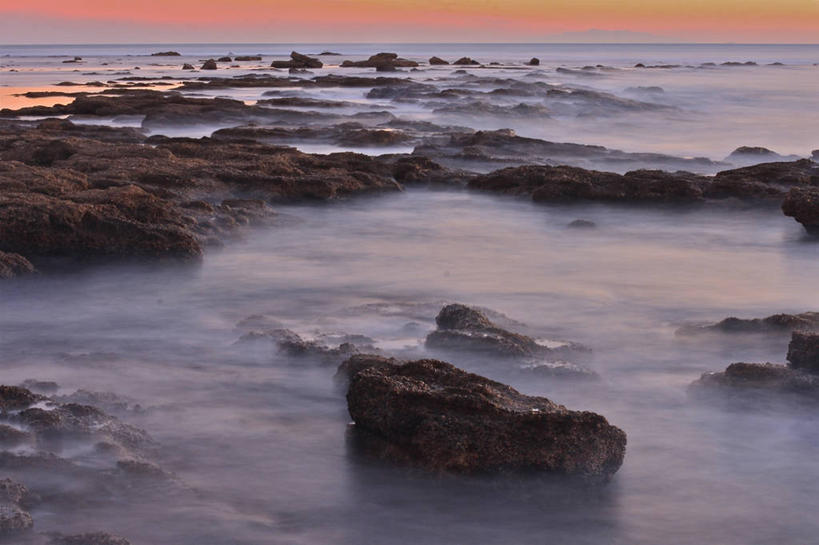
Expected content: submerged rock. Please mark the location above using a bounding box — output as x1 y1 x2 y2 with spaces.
567 219 596 229
782 186 819 235
0 478 33 534
429 56 449 65
453 57 480 65
150 51 180 56
528 58 540 66
200 59 217 70
271 51 323 69
345 358 626 481
48 532 131 545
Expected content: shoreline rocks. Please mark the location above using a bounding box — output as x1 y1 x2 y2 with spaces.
271 51 323 70
342 53 418 70
677 312 819 336
344 357 626 481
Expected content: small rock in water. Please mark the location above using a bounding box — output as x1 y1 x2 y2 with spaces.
201 59 217 70
528 57 540 66
429 56 449 65
567 219 596 229
344 357 626 482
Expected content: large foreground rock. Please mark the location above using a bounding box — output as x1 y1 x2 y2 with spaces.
782 186 819 235
345 358 626 481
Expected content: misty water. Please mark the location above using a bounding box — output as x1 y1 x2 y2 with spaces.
2 43 819 543
3 189 819 544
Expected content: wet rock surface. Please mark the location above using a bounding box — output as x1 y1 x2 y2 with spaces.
782 186 819 235
345 358 626 481
787 333 819 372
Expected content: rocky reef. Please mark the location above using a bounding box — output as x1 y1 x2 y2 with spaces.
782 187 819 235
343 356 626 482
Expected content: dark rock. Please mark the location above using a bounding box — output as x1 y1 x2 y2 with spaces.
272 51 323 69
691 362 819 397
0 502 33 534
567 219 596 229
0 386 40 411
678 313 819 335
0 479 29 505
429 56 449 65
181 63 195 70
341 53 418 69
708 159 819 199
782 186 819 235
336 354 401 382
49 532 131 545
201 59 218 70
217 56 232 62
787 332 819 373
453 57 480 65
528 58 540 66
150 51 180 56
234 56 262 61
470 165 705 203
346 358 626 481
0 251 35 279
426 304 552 358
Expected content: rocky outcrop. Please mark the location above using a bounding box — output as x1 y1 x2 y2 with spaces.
234 56 262 61
528 58 540 66
201 59 217 70
345 358 626 481
782 186 819 235
453 57 479 65
787 332 819 372
48 533 132 545
181 63 194 70
271 51 323 69
237 328 371 364
151 51 180 56
677 312 819 336
706 159 818 199
341 53 418 69
429 56 449 65
217 56 232 62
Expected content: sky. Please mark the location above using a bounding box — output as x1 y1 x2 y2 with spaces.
0 0 817 44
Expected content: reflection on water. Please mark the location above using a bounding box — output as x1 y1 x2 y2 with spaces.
2 190 819 544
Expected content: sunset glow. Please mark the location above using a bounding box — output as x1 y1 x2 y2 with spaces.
1 0 818 43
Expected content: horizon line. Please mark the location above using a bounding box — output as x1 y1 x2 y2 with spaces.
2 41 819 46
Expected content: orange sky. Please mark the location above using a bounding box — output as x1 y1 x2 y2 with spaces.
1 0 818 42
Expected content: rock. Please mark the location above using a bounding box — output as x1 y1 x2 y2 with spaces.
453 57 479 65
234 56 262 61
812 150 819 161
19 380 59 394
782 186 819 235
346 358 626 481
341 53 418 69
528 58 540 66
201 59 217 70
429 56 449 65
425 304 553 358
271 51 323 69
335 354 402 382
49 532 131 545
0 385 40 411
217 56 232 62
708 159 819 200
0 479 29 506
691 362 819 397
787 332 819 373
0 502 33 533
469 165 705 203
567 219 596 229
238 328 370 364
181 63 195 70
0 251 35 279
678 312 819 335
150 51 180 56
